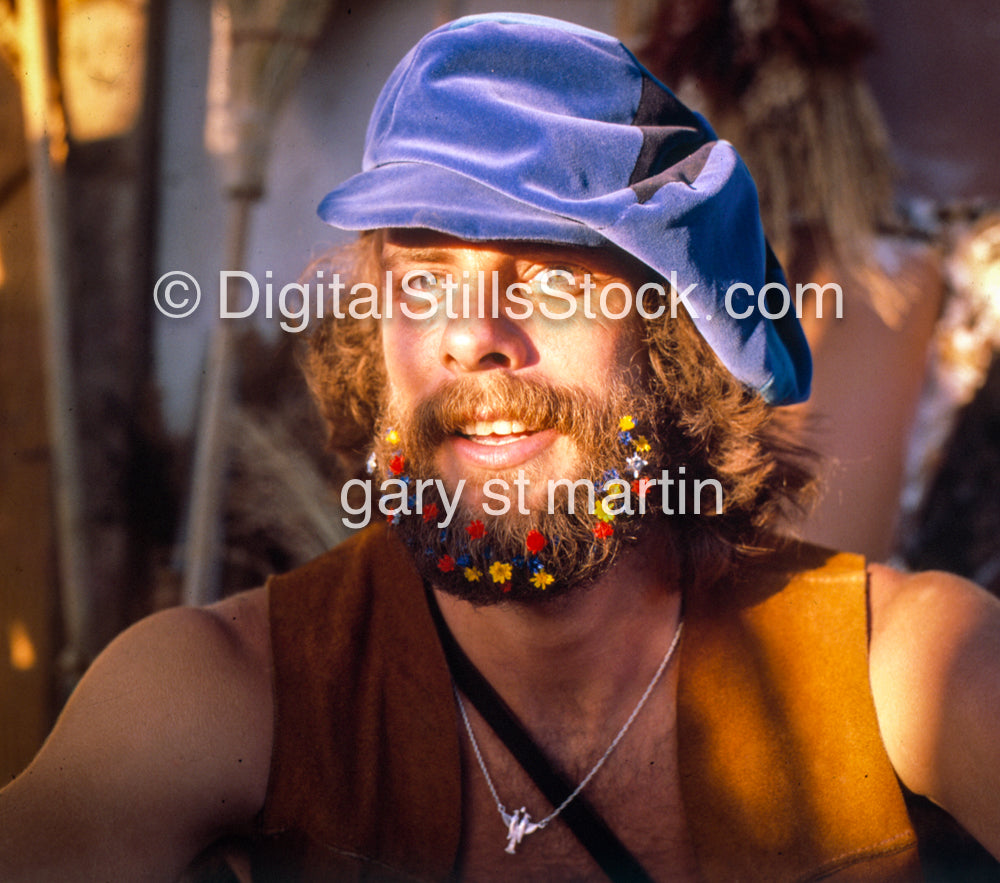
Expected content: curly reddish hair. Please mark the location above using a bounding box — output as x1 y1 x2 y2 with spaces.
302 232 818 591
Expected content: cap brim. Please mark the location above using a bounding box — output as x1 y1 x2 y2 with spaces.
318 161 609 247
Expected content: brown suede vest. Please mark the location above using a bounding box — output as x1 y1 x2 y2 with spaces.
253 524 921 881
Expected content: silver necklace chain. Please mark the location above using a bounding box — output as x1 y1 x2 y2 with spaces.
453 619 684 854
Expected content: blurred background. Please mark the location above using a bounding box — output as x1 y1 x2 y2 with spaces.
1 0 999 786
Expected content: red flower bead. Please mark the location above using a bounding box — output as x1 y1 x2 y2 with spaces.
422 503 439 523
593 521 614 539
388 454 405 476
437 555 455 573
466 520 486 539
525 530 546 554
631 478 652 497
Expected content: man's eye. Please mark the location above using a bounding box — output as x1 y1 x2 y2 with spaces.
532 267 579 293
402 270 448 294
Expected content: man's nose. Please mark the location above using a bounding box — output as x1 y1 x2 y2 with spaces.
439 310 534 373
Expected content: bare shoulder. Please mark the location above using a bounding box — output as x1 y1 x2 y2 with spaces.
867 562 998 631
202 584 273 671
0 587 274 882
868 564 1000 858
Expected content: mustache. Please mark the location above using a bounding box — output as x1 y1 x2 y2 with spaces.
400 374 616 450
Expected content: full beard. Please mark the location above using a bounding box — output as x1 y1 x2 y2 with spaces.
370 373 668 605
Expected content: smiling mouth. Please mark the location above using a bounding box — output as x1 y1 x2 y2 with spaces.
444 415 561 470
458 419 534 445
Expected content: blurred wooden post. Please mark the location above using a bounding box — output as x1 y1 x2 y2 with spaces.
0 58 57 785
3 0 160 735
16 0 92 696
182 0 335 606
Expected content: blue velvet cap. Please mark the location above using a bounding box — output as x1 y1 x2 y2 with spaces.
318 13 811 405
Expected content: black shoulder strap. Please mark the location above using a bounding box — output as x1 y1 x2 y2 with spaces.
426 590 656 883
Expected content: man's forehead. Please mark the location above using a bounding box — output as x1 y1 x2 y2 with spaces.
380 228 652 278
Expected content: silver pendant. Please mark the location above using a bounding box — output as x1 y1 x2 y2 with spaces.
502 807 540 854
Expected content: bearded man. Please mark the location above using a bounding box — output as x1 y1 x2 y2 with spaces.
2 13 999 883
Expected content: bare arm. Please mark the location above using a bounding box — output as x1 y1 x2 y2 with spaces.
0 588 272 882
869 565 1000 858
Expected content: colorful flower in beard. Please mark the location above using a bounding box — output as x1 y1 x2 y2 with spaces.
369 375 666 605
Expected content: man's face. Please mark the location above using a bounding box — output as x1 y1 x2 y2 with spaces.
379 230 649 499
375 229 661 601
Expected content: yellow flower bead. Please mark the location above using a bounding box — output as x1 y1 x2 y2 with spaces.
489 561 513 583
463 566 482 582
530 569 554 589
595 498 616 523
386 429 400 446
618 415 635 432
633 435 651 453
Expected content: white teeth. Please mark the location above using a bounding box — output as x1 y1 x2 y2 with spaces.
461 419 532 437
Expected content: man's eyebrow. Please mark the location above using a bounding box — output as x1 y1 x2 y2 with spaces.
380 248 458 268
379 243 622 276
